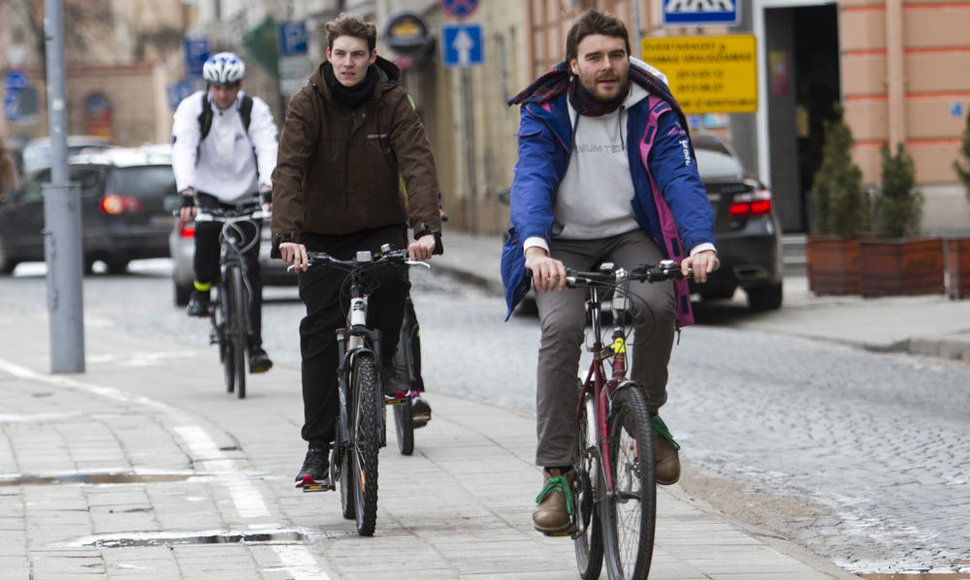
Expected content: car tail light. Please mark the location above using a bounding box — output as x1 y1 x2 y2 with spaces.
728 189 772 220
100 195 142 215
179 218 196 239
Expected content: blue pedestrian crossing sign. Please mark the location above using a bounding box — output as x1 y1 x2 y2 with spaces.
440 0 479 20
662 0 739 27
442 24 483 68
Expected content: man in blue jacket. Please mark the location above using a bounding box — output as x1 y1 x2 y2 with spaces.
501 10 720 534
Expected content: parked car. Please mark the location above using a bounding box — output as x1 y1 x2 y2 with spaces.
499 133 783 313
169 206 293 307
0 145 175 274
691 133 783 310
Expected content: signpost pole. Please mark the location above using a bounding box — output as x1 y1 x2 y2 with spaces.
42 0 85 373
460 67 477 236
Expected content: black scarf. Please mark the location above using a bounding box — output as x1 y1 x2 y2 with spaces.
567 76 629 117
323 62 379 109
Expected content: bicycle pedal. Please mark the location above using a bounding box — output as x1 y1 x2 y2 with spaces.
384 394 407 405
542 529 572 538
301 484 330 493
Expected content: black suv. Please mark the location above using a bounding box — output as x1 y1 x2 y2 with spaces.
691 134 783 311
0 146 175 274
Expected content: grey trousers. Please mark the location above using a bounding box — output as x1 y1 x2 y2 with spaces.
534 230 676 467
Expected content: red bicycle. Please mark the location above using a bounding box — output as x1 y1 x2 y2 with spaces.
566 259 686 580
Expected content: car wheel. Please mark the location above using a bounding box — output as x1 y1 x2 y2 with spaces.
174 281 192 306
699 286 736 301
105 259 129 274
0 236 16 274
746 282 783 311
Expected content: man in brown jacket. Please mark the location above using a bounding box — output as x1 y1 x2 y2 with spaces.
272 13 442 488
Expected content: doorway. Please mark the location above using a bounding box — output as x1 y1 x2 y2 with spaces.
764 3 840 233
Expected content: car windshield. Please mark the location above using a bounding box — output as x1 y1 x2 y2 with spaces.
109 165 176 199
695 147 743 181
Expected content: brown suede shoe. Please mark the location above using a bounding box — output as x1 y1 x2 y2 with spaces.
532 468 575 534
652 415 681 485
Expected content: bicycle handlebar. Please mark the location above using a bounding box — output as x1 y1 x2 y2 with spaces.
287 246 430 273
565 259 689 288
194 207 271 222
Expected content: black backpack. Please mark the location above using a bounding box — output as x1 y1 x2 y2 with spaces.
197 91 253 140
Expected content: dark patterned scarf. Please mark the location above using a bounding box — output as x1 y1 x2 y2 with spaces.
508 60 691 140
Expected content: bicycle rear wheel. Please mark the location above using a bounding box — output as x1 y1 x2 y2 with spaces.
350 352 381 536
601 386 656 580
391 322 415 455
215 285 235 394
225 266 247 399
573 391 604 580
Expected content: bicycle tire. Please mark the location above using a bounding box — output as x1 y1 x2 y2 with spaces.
226 266 247 399
573 392 604 580
350 352 381 536
337 410 355 520
216 286 234 394
601 386 656 580
392 323 415 455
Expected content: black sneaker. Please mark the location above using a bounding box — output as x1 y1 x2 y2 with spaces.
382 364 409 399
186 290 210 317
295 446 330 488
411 395 431 428
249 347 273 373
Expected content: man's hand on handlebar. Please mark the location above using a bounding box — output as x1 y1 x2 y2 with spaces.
280 241 309 272
179 187 197 222
681 249 719 284
525 247 567 293
409 234 437 262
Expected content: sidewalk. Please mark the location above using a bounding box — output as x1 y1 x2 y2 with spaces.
0 256 869 578
436 231 970 363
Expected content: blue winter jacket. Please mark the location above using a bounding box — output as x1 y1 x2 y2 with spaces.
501 80 715 324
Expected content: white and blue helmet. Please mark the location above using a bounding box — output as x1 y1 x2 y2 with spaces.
203 52 246 86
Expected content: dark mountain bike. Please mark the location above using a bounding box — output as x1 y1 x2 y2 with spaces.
195 204 268 399
298 245 429 536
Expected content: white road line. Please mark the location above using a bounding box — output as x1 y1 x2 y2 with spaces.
0 358 327 577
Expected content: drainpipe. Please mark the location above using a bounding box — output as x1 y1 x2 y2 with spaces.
886 0 905 148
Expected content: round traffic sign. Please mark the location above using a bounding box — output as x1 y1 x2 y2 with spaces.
439 0 478 20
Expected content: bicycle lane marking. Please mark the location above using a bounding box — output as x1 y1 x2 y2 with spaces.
0 358 332 579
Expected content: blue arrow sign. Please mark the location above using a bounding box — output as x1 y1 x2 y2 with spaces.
442 23 483 68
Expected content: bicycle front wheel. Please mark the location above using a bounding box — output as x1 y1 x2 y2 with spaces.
601 386 656 580
350 352 381 536
573 391 604 580
225 266 247 399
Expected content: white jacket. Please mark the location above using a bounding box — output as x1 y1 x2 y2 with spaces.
171 90 278 204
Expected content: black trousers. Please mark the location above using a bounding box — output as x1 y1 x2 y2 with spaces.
298 225 410 446
193 193 264 348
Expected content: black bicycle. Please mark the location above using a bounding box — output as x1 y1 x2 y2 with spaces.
298 245 429 536
195 204 268 399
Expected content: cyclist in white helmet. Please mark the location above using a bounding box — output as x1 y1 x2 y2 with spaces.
171 51 279 373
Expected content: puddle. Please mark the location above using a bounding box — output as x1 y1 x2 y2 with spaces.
0 472 193 486
859 575 970 580
80 530 307 548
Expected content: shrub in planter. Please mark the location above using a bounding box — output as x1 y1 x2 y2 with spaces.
949 111 970 298
806 104 868 294
860 142 943 296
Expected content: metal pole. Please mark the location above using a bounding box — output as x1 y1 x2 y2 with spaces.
43 0 85 373
461 67 477 236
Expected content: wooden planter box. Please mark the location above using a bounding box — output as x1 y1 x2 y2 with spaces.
945 238 970 299
806 235 860 295
858 236 944 297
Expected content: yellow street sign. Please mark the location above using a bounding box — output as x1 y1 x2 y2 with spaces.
641 35 758 114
